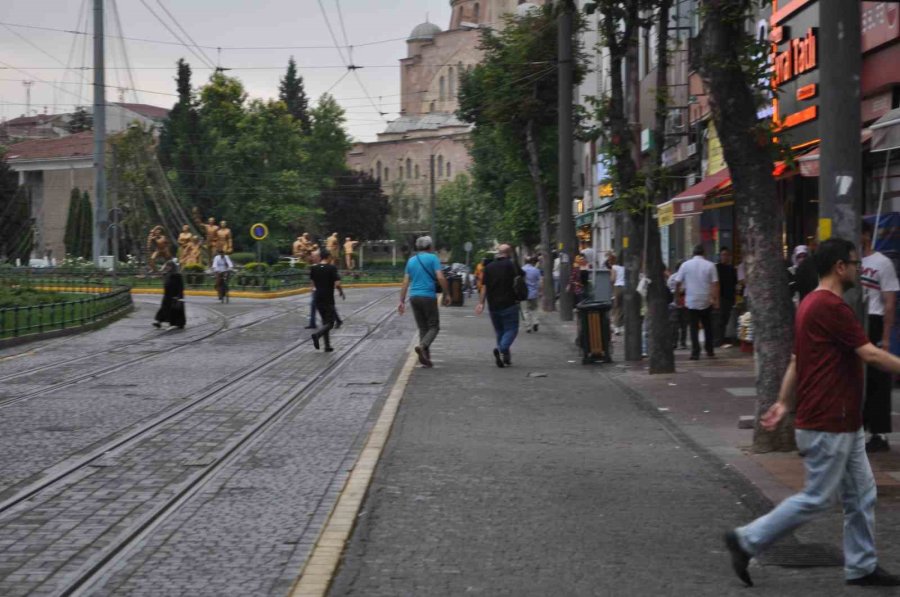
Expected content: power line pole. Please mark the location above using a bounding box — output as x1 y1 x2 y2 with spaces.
92 0 109 265
557 0 576 321
22 81 33 115
430 153 437 246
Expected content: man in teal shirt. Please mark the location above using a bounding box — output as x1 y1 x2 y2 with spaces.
398 236 450 367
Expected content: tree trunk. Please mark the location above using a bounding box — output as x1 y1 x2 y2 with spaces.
622 8 643 362
526 117 555 312
646 0 675 373
700 0 795 452
624 213 644 360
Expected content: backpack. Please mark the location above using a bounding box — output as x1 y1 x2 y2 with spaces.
512 262 528 302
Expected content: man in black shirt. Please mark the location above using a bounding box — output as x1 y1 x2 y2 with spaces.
716 247 738 347
309 249 344 352
476 244 524 367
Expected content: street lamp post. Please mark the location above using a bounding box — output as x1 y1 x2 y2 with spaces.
430 153 437 245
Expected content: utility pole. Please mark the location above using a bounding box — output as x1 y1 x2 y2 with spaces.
818 0 863 317
557 0 576 321
22 81 33 115
430 153 437 246
92 0 109 265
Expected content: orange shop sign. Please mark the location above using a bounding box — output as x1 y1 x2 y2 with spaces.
773 27 817 88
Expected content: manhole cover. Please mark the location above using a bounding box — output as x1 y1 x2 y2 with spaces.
758 543 843 567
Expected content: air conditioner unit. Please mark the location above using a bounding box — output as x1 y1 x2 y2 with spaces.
687 142 697 156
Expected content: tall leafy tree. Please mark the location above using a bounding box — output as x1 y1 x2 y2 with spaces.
67 107 93 133
434 174 496 264
0 152 31 262
79 191 93 259
279 57 312 134
304 94 352 183
159 59 203 209
320 171 390 242
64 187 82 257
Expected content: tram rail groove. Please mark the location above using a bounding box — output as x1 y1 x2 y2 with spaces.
39 298 399 597
0 291 397 520
0 294 330 410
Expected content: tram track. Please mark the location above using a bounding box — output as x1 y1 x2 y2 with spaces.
0 293 320 410
0 290 400 596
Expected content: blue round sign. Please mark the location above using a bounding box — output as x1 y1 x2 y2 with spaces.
250 223 268 241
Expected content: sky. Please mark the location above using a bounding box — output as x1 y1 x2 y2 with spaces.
0 0 453 142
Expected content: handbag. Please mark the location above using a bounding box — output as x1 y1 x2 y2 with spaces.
512 260 528 302
416 254 442 294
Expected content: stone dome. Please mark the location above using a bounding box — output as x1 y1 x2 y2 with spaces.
408 21 442 41
515 2 540 17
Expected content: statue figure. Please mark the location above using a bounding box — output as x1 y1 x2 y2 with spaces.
343 236 358 270
182 235 202 266
146 225 173 272
326 232 339 256
216 220 233 254
192 207 220 263
292 235 306 259
177 224 192 259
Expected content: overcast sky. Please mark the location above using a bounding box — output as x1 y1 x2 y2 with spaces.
0 0 453 141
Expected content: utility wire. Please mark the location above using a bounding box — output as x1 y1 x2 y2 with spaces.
111 0 141 104
155 0 217 70
137 0 216 70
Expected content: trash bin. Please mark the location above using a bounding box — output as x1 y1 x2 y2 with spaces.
576 299 612 364
446 274 464 306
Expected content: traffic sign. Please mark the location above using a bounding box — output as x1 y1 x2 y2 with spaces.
463 241 473 252
250 223 269 241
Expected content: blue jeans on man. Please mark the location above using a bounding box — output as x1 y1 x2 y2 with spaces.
489 304 520 358
736 428 877 580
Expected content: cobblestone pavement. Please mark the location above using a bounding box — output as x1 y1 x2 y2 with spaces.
330 308 869 596
0 287 410 596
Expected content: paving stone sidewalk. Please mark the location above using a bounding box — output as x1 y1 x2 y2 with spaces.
330 306 867 596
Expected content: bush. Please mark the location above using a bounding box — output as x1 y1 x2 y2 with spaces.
229 252 256 265
242 262 269 273
270 263 288 272
182 263 205 273
0 286 79 308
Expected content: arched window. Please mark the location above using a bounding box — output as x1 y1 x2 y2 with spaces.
439 76 446 101
474 3 480 21
446 162 452 178
448 68 456 97
376 161 382 180
430 101 436 112
414 164 420 179
437 155 444 177
406 158 412 179
384 167 389 181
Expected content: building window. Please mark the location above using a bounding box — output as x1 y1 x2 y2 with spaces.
414 164 420 179
437 155 444 177
384 167 389 181
430 101 436 112
369 168 373 178
446 162 451 178
439 76 446 101
406 158 412 179
474 3 480 21
448 67 456 97
376 161 382 180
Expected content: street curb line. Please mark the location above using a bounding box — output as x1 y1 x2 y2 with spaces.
288 336 419 597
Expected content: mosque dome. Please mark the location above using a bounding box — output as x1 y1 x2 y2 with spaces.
515 2 540 17
408 21 442 41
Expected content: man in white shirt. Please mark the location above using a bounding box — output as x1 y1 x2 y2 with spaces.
861 222 900 452
673 244 719 360
608 252 626 334
212 249 234 303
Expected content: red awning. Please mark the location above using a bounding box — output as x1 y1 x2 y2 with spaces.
672 168 731 201
798 130 873 177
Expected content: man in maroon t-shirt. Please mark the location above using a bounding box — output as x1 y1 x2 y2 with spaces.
724 238 900 588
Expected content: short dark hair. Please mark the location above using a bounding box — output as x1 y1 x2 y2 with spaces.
720 246 730 253
693 244 705 256
814 238 855 277
319 248 331 260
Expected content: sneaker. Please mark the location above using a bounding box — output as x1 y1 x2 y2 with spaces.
866 435 890 453
493 348 505 368
689 355 699 361
502 351 511 366
847 566 900 586
304 324 316 329
324 347 334 353
311 333 320 350
152 321 162 329
415 346 433 368
533 324 539 332
335 320 343 329
526 328 532 334
724 531 753 587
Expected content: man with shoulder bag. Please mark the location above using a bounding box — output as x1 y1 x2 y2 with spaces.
476 244 527 368
398 236 450 368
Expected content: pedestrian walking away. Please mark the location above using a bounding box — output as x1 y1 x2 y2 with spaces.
522 255 542 333
211 249 233 304
476 244 525 368
672 244 719 359
153 260 186 329
398 235 450 368
861 222 899 452
725 237 900 588
309 249 344 352
607 252 625 335
715 247 737 347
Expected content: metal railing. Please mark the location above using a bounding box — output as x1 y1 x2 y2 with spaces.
0 283 133 340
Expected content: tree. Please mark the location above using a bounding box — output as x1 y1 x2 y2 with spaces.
459 4 586 311
64 187 83 257
279 57 312 134
67 106 93 133
0 152 31 262
304 94 352 184
159 59 203 209
699 0 794 451
79 191 93 259
320 171 390 242
434 174 497 264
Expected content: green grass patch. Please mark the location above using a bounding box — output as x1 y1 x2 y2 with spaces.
0 286 85 308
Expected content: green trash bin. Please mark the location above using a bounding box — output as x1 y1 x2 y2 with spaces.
576 299 612 364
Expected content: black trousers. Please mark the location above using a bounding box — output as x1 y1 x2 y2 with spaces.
717 298 735 345
864 315 893 434
688 307 714 357
314 302 337 348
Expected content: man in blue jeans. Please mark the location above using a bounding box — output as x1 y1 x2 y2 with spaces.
725 238 900 588
476 244 524 368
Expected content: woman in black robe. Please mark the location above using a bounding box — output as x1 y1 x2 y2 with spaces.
153 260 186 329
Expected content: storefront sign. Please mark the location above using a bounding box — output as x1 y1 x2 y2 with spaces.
706 123 727 176
658 202 675 227
862 2 900 53
772 1 820 147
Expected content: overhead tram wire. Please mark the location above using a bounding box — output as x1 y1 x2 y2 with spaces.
110 0 141 104
60 0 90 109
155 0 217 71
137 0 216 70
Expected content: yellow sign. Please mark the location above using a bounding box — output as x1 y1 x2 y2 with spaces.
818 218 832 241
706 122 727 176
657 202 674 227
623 236 630 249
598 183 614 198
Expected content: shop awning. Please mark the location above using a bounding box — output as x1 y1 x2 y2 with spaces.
798 130 874 177
671 168 731 202
872 107 900 154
